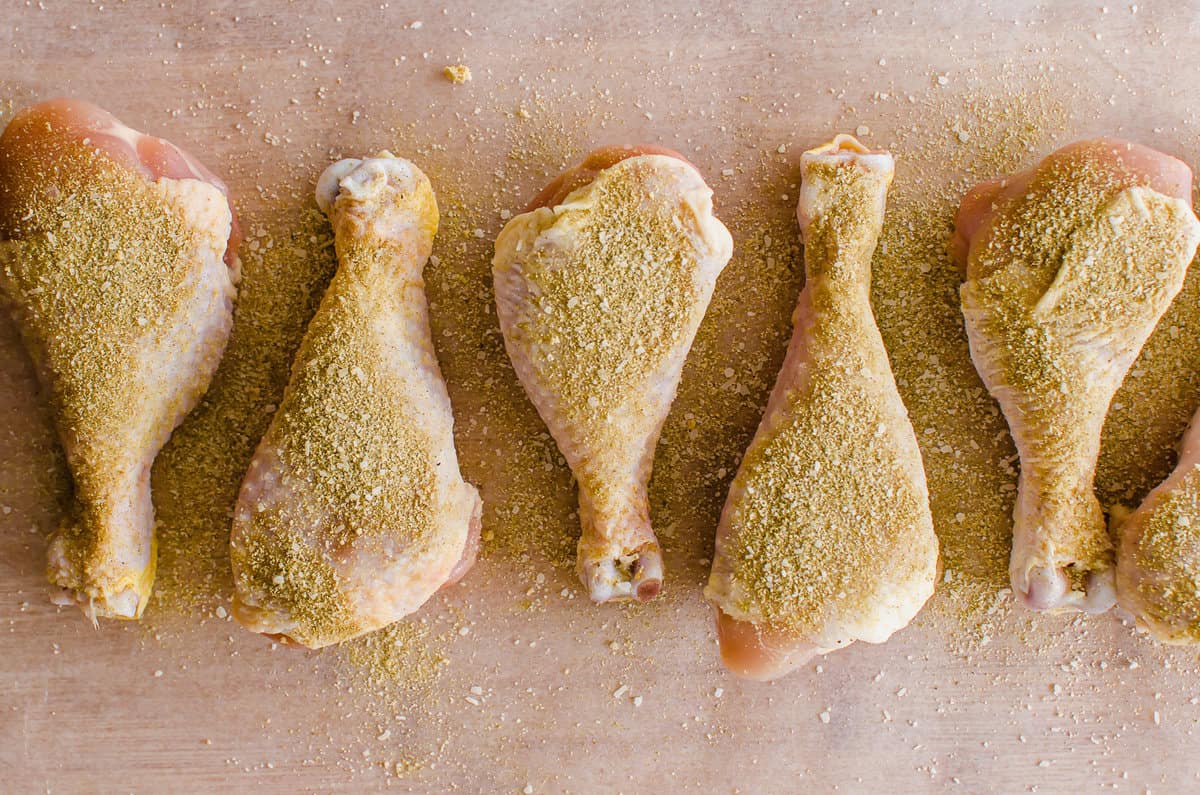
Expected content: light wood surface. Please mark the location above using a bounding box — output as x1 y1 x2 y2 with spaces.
5 2 1200 792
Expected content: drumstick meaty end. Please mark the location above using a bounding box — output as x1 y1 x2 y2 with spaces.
493 145 732 603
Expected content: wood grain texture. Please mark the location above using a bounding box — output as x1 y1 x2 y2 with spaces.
5 1 1200 792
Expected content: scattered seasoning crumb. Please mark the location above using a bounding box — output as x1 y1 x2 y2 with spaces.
443 64 472 84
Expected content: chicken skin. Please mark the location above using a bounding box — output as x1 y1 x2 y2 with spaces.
230 154 481 648
1115 405 1200 642
493 146 733 603
953 139 1200 613
705 136 939 680
0 99 239 620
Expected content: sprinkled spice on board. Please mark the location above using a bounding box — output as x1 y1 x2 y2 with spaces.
853 86 1076 637
338 619 445 688
1099 270 1200 506
420 101 639 576
152 207 337 615
652 153 803 571
10 36 1200 787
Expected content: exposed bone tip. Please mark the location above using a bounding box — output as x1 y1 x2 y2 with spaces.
316 154 420 217
827 133 872 154
632 547 664 602
802 133 894 167
635 579 662 602
49 584 140 622
315 158 363 216
583 546 665 604
1019 564 1116 614
796 133 895 237
1081 568 1117 614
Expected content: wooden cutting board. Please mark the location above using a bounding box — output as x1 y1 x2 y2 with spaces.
5 1 1200 792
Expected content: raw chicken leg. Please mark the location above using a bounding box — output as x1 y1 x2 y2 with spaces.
230 154 481 648
1115 405 1200 642
953 139 1200 613
0 99 240 620
493 146 733 602
705 135 939 680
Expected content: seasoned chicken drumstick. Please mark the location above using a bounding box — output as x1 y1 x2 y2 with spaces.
494 146 733 602
1115 405 1200 642
230 154 481 648
0 99 240 620
953 139 1200 613
705 135 939 680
